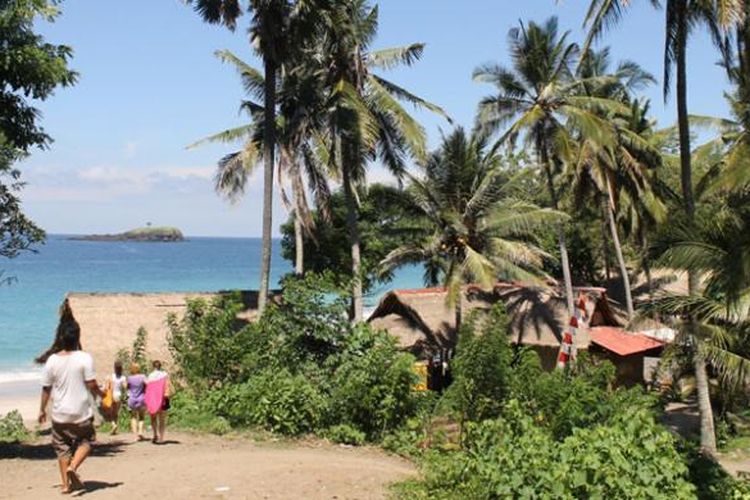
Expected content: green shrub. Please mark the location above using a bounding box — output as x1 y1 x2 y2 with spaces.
682 441 750 500
324 324 418 439
168 292 256 389
116 326 150 374
227 369 326 436
444 305 513 423
0 410 29 443
168 392 232 435
167 273 421 441
323 424 366 445
560 409 694 498
402 401 695 499
510 350 658 440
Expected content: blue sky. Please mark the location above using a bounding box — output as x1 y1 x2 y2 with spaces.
21 0 731 237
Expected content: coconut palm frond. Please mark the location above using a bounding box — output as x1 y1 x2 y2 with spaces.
372 75 453 123
368 77 427 162
215 49 266 100
214 140 260 204
186 124 256 149
486 201 567 236
368 43 425 70
461 244 497 289
704 341 750 387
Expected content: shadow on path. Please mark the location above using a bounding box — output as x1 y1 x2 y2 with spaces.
71 481 124 496
0 439 128 460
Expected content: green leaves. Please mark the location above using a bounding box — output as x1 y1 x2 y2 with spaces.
381 128 556 307
368 43 425 70
168 273 419 439
406 403 694 499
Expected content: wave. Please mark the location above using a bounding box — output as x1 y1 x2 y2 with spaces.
0 368 42 384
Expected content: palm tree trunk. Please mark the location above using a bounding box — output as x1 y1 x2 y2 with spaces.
605 189 634 319
676 2 694 218
258 59 277 315
557 229 575 316
695 348 717 454
675 0 717 455
643 245 654 303
600 198 612 282
342 164 363 322
454 294 463 335
293 210 304 276
539 139 574 315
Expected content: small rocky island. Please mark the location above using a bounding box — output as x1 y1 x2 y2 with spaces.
71 226 185 242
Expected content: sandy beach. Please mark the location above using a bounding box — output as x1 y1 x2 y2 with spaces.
0 431 415 499
0 380 40 424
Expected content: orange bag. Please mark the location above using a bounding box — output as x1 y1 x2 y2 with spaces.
101 381 113 411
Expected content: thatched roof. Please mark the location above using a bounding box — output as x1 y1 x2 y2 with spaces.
41 291 263 377
368 283 623 358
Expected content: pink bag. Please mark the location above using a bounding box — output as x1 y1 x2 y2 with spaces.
145 377 167 416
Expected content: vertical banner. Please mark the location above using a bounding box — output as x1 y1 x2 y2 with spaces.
556 294 588 369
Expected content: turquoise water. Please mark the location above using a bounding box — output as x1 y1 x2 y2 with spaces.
0 235 424 379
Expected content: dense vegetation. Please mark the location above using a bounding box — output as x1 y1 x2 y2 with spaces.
166 273 421 440
160 280 750 497
3 0 750 496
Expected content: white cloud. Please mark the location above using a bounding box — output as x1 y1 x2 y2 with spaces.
162 166 214 180
22 164 218 203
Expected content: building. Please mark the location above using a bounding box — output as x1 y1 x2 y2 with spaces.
38 291 264 374
367 283 667 386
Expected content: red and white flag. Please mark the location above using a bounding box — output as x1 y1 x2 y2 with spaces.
557 294 588 369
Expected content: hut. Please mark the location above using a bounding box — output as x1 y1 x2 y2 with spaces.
39 291 263 375
367 283 666 385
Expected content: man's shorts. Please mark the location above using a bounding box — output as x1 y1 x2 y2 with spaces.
51 419 95 459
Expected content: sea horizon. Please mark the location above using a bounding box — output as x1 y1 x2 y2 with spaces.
0 234 423 382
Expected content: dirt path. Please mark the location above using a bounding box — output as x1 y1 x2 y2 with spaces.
0 431 415 499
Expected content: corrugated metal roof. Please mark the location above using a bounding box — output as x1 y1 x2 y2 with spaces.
590 326 665 357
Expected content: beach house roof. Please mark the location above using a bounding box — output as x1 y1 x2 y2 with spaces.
40 291 264 374
367 283 623 358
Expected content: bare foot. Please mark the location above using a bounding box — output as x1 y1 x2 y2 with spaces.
66 469 84 491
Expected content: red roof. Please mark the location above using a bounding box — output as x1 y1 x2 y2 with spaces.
590 326 664 356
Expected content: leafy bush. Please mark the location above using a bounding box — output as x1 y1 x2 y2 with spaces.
560 409 694 498
323 424 366 445
168 273 420 440
511 350 658 440
682 441 750 500
116 326 151 378
0 410 29 443
403 401 695 499
168 292 254 389
444 305 513 423
167 392 232 435
227 369 326 436
324 325 418 439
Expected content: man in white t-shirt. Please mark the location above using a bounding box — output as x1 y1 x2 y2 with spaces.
39 319 104 494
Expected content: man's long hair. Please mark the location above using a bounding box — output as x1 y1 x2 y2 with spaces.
35 299 82 364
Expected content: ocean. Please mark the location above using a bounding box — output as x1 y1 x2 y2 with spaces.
0 235 424 382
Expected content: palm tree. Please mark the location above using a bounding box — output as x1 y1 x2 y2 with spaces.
474 17 623 316
186 0 324 312
316 0 450 321
188 50 331 276
572 50 665 319
650 189 750 422
584 0 745 455
381 128 564 330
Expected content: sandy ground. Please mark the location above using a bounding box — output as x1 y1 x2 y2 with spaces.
0 431 415 499
0 381 40 424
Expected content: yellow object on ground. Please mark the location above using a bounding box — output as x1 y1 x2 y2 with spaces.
413 361 428 392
